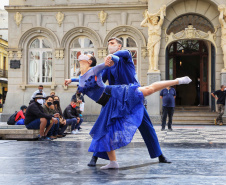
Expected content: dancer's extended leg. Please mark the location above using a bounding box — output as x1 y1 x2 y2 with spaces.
138 77 191 97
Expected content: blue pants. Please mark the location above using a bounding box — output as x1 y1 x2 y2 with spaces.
47 118 60 137
16 119 25 125
93 108 162 160
66 118 83 131
162 106 174 129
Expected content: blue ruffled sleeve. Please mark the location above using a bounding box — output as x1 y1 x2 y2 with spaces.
71 78 79 82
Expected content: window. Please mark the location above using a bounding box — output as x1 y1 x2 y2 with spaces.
119 36 138 71
28 38 52 83
70 37 94 78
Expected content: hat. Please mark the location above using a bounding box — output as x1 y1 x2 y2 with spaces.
78 54 89 61
33 93 45 99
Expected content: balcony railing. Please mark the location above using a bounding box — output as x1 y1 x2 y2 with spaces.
0 69 8 78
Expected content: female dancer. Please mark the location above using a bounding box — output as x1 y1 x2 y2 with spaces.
65 54 191 169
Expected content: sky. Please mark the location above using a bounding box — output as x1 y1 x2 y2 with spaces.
0 0 9 10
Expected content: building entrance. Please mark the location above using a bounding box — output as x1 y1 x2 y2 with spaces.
167 40 208 106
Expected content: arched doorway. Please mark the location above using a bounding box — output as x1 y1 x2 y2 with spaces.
166 40 209 106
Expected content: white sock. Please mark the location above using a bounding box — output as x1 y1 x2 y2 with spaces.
176 76 192 85
100 161 119 170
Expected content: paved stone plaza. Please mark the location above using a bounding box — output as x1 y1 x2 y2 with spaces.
0 123 226 185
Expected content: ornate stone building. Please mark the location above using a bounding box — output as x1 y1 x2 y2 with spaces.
4 0 226 122
0 36 8 112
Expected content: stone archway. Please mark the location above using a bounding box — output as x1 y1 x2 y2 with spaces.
18 27 60 49
61 27 102 49
103 26 146 48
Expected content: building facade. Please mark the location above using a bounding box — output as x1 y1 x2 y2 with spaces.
0 36 8 113
4 0 226 122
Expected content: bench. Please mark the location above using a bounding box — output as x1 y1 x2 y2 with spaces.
0 124 39 140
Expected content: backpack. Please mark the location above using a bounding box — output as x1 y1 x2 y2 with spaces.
7 111 18 125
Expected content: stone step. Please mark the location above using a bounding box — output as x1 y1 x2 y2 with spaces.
173 117 216 121
172 120 214 125
174 113 217 117
0 123 39 139
175 106 210 111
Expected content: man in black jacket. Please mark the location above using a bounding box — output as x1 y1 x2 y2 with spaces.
63 98 83 134
25 93 58 141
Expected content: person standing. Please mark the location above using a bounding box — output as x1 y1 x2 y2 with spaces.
160 86 176 131
85 37 171 166
31 85 46 103
211 85 226 126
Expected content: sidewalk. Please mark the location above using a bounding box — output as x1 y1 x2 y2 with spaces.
54 122 226 144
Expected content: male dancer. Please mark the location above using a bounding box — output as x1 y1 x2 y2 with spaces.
88 37 171 166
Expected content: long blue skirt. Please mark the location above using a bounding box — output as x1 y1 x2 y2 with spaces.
88 84 144 153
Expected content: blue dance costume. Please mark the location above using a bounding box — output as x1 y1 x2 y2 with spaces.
94 50 162 160
72 55 144 153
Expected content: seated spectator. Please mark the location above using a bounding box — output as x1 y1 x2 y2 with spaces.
63 98 83 134
25 93 58 141
15 105 27 125
50 91 55 97
72 90 85 130
31 85 46 103
53 96 67 137
43 96 60 139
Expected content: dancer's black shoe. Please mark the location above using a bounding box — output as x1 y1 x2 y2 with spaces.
159 154 172 163
87 156 98 166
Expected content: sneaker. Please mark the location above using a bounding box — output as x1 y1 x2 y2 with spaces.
168 128 173 131
38 136 51 141
219 123 223 126
214 119 217 125
161 128 165 131
71 130 79 134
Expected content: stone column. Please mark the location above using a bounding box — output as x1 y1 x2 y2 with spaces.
221 72 226 122
146 72 161 123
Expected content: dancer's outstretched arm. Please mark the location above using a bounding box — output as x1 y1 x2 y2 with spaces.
139 76 192 97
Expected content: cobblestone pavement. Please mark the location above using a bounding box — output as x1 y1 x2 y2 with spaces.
55 122 226 144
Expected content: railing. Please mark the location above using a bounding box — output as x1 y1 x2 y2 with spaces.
0 69 8 78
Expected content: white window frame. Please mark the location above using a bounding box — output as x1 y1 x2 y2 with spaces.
28 37 53 84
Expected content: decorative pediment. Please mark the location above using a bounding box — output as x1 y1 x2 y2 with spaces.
165 25 219 51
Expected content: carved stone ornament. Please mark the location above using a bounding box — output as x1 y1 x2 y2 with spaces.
141 47 148 58
17 50 22 59
55 49 64 59
97 48 107 58
98 10 107 25
218 4 226 72
165 25 218 51
8 51 14 58
55 12 64 27
14 12 23 27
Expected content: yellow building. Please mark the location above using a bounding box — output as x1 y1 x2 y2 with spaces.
0 36 8 112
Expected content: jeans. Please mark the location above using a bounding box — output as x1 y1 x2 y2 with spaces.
47 118 60 137
16 119 25 125
66 118 83 131
161 106 174 129
58 123 68 135
216 104 225 123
